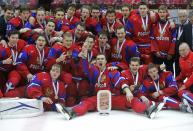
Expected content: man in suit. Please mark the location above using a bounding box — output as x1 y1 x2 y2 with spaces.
174 10 190 77
0 5 14 41
181 11 193 51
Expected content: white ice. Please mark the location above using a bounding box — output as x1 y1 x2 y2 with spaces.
1 110 193 131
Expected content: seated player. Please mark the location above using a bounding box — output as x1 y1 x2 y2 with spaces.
56 54 164 120
27 64 67 111
140 63 192 113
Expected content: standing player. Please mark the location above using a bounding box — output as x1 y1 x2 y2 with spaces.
151 5 176 72
110 26 139 65
126 2 154 64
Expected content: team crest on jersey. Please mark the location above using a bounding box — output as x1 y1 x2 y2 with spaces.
160 82 165 89
45 88 53 97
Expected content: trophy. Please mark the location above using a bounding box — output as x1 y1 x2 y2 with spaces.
97 90 111 115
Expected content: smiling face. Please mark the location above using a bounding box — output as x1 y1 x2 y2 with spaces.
4 9 14 21
63 35 73 49
8 34 19 48
50 65 61 81
106 12 115 23
36 36 46 50
121 6 130 18
21 10 30 21
55 11 64 20
178 11 188 24
139 5 148 17
91 9 100 19
75 24 85 38
116 28 126 42
129 61 140 75
98 34 108 47
67 7 76 18
179 43 190 58
81 8 90 21
83 36 94 51
46 21 55 33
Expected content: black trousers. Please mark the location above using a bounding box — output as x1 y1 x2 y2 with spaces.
152 54 174 73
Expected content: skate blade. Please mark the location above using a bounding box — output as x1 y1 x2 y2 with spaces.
183 99 193 113
55 104 71 120
150 102 165 119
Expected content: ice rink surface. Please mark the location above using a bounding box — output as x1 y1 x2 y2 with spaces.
1 110 193 131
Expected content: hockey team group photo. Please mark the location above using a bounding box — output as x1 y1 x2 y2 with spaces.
0 0 193 130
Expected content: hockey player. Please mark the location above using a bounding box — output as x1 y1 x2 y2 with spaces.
25 7 46 30
80 5 102 35
6 6 31 34
110 26 139 65
62 4 80 32
56 54 164 120
119 5 131 26
65 35 98 106
101 9 123 38
27 64 66 111
121 57 148 95
17 35 50 83
68 22 89 46
140 63 192 113
0 31 26 96
94 31 111 62
126 2 154 64
151 5 176 72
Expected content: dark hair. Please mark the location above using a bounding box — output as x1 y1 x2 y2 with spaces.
86 34 95 41
46 20 55 25
63 32 73 38
92 5 100 11
36 34 46 40
147 63 157 71
158 5 168 12
106 9 115 16
76 22 86 29
67 4 76 11
4 5 14 12
20 6 30 12
130 57 140 64
121 5 131 11
7 30 19 37
138 2 148 8
96 53 106 59
54 7 64 14
115 26 125 33
37 7 45 12
99 31 108 37
81 5 91 12
51 64 62 73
